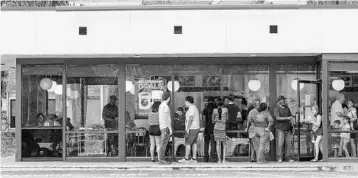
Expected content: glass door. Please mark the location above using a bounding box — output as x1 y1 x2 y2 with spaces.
296 79 322 161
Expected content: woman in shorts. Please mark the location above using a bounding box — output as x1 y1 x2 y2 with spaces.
310 105 323 162
213 102 228 163
148 101 162 162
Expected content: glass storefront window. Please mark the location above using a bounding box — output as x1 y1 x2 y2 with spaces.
21 65 63 158
328 62 358 159
276 64 317 159
222 65 269 158
172 65 222 158
65 65 119 158
125 65 172 158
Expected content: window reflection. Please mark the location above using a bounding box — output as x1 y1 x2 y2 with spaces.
125 65 172 158
328 62 358 159
21 65 63 158
65 65 120 157
276 64 317 159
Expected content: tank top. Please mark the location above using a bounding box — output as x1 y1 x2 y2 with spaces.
148 112 159 126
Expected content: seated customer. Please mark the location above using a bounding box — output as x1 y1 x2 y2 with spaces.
36 113 46 127
43 114 61 127
173 107 186 138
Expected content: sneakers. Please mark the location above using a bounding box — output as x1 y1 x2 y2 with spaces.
288 159 295 162
190 159 198 163
178 158 191 163
277 159 283 163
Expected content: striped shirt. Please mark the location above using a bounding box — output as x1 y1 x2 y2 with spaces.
213 108 228 131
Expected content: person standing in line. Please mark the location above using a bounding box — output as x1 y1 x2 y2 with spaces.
249 103 273 164
331 93 346 126
226 94 241 138
213 102 228 163
102 95 119 156
330 93 345 156
148 101 162 162
158 92 172 165
178 96 201 163
247 101 260 162
203 97 217 162
346 99 357 157
340 116 351 158
310 105 323 162
274 96 295 163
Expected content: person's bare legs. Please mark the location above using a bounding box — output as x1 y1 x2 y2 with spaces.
313 136 322 160
216 141 222 163
222 142 227 163
149 135 155 161
192 143 198 160
338 139 344 156
343 139 350 158
185 144 191 159
155 136 161 161
350 138 357 157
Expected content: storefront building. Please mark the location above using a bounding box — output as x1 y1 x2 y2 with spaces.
1 4 358 162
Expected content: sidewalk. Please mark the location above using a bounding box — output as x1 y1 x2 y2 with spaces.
1 155 357 172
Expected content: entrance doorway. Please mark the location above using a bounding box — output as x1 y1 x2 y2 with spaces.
296 79 322 161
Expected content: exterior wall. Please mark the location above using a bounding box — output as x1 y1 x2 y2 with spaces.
1 9 358 56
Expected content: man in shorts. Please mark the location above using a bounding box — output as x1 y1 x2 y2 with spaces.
178 96 200 163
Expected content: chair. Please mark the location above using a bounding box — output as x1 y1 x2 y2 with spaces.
134 127 148 157
226 137 250 159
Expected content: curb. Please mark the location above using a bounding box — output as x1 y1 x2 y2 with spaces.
2 166 355 172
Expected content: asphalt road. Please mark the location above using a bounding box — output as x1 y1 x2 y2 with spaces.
1 169 357 178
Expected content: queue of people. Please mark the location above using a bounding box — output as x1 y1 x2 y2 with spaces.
330 93 358 158
99 92 358 164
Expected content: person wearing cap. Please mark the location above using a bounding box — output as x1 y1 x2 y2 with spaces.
274 95 295 163
102 95 119 156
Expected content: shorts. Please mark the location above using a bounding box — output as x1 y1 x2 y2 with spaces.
314 128 323 136
185 129 200 145
342 137 350 142
149 125 161 136
331 137 340 149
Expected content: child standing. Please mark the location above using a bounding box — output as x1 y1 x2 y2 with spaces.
213 102 228 163
340 116 351 158
347 99 357 157
331 120 341 157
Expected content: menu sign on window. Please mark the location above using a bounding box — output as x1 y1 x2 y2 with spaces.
138 80 164 90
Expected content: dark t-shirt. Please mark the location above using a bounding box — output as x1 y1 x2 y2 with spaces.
274 105 292 131
102 103 118 129
226 104 240 130
173 113 185 138
203 107 214 134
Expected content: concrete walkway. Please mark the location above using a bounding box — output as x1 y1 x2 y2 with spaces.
1 155 357 172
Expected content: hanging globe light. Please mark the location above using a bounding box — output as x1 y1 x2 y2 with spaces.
291 79 304 91
248 79 261 91
167 81 180 92
48 81 58 93
126 81 133 92
54 85 63 95
332 79 345 91
39 78 53 91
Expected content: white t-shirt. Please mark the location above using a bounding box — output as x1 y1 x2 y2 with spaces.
185 104 200 130
330 100 343 126
159 102 171 130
